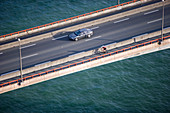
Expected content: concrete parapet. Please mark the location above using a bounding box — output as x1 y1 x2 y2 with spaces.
0 71 20 81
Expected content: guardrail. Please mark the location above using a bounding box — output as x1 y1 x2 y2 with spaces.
0 35 169 88
0 0 140 39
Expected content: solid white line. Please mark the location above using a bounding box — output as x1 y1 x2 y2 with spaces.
22 53 38 59
147 18 162 24
144 9 159 15
164 27 170 30
91 26 99 30
1 70 19 76
132 33 148 39
0 52 3 55
105 42 117 46
52 35 68 40
21 43 36 49
69 51 85 57
35 61 51 66
114 18 129 24
85 36 101 41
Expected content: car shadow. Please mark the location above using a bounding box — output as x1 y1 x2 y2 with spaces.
51 31 73 41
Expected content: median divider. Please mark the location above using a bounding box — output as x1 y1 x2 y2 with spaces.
1 28 170 81
0 35 170 93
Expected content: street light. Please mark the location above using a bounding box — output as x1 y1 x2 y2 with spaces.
158 0 165 45
118 0 120 5
18 38 23 83
161 0 165 41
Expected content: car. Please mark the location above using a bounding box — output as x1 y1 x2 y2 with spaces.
68 28 93 41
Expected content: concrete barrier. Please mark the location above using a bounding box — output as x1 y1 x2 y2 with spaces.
1 0 170 51
1 37 170 94
1 28 170 81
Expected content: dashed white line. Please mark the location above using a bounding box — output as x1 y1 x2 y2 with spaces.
22 53 38 59
91 26 99 30
0 52 3 55
147 18 162 24
52 35 68 40
144 9 159 15
21 43 36 49
85 36 101 41
114 18 129 24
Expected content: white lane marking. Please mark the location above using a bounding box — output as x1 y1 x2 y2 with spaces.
91 26 99 30
52 35 68 40
22 53 38 59
144 9 159 15
114 18 129 24
35 61 51 66
21 43 36 49
85 36 101 41
1 70 19 76
0 52 3 55
147 18 162 24
132 33 148 39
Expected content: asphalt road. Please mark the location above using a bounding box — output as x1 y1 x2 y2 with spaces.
0 4 170 75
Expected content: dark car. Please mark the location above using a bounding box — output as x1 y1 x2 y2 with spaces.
69 28 93 41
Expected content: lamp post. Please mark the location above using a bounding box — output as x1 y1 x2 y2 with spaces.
161 0 165 41
118 0 120 5
18 38 23 83
158 0 165 45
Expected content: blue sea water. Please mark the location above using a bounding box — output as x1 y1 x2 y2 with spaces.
0 0 170 112
0 0 126 36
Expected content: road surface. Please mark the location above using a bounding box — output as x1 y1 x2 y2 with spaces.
0 3 170 75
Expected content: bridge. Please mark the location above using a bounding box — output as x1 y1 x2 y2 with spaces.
0 0 170 94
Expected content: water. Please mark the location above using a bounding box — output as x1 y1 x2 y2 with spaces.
0 0 125 36
0 0 170 112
